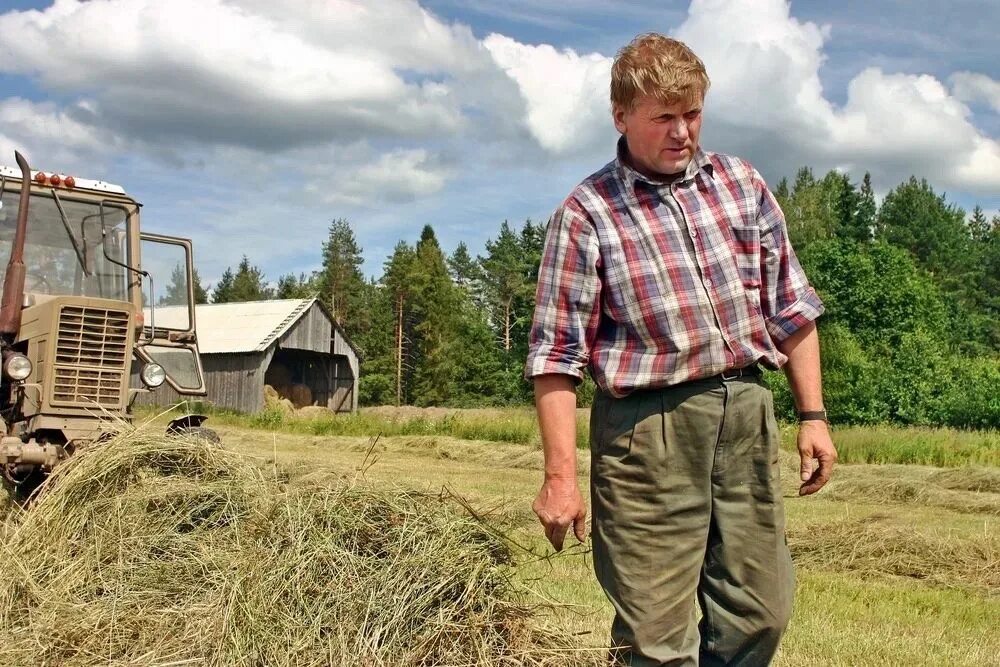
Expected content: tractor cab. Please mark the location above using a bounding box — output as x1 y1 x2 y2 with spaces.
0 152 208 491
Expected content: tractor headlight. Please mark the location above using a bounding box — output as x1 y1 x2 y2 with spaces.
140 362 166 388
3 353 32 381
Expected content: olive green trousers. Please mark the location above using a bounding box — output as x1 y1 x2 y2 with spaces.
590 375 794 666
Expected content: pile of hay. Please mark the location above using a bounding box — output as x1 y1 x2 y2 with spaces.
0 428 591 666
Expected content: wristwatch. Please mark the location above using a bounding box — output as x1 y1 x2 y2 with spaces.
798 409 828 423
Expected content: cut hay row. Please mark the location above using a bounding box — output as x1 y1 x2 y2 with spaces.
820 465 1000 516
787 516 1000 594
0 427 600 667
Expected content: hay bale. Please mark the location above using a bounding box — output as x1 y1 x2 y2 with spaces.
263 383 280 406
297 405 334 419
289 383 313 408
0 426 592 666
266 363 293 388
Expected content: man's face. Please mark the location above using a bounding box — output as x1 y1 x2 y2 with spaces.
613 94 704 179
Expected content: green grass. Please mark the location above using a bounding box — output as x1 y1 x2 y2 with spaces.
142 403 594 450
145 404 999 467
816 424 999 467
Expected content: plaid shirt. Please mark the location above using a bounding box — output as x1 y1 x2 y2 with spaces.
525 140 824 398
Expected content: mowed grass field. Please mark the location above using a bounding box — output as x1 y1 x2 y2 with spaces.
5 406 996 666
163 406 999 667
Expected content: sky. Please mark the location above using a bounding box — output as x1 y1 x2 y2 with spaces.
0 0 997 286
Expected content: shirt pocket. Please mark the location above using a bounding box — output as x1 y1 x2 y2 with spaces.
730 216 762 290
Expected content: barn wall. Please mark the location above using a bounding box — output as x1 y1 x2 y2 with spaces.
332 329 359 411
276 301 359 412
278 302 332 353
134 298 360 414
202 350 272 413
133 350 270 413
329 354 356 413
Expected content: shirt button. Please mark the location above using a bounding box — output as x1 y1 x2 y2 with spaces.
704 278 713 287
690 228 698 237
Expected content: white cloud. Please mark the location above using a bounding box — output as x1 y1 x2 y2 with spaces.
470 0 999 193
675 0 834 133
671 0 1000 194
0 0 483 150
483 34 613 154
307 148 451 206
0 98 115 170
950 72 1000 113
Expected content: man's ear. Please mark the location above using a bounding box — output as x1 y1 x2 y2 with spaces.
612 105 627 134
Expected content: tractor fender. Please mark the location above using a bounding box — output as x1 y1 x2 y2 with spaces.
166 414 209 434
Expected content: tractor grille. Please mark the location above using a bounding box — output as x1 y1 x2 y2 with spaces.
51 305 130 407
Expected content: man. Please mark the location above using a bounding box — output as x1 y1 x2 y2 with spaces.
524 34 836 666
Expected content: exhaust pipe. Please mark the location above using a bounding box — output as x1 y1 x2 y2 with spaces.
0 151 31 339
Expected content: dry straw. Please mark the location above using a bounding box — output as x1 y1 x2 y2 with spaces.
788 515 1000 594
0 426 599 666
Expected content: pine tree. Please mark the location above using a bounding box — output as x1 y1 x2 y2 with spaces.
211 267 235 303
382 241 416 406
774 177 790 202
353 279 396 405
854 172 877 243
479 221 528 353
783 167 839 249
832 173 864 243
275 272 318 299
317 219 365 333
875 177 969 278
969 205 990 243
159 263 190 306
215 256 272 302
513 219 545 354
410 225 461 405
192 268 208 304
448 242 482 298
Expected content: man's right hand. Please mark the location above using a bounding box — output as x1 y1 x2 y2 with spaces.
533 477 587 551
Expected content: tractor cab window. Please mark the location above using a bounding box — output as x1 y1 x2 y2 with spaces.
140 236 193 332
0 190 130 301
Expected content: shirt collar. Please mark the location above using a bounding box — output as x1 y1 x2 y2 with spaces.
614 136 713 193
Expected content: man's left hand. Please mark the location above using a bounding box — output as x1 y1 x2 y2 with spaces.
797 420 836 496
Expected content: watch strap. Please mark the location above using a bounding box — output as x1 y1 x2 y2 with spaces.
798 409 828 423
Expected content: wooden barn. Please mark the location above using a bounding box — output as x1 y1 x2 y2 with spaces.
136 298 359 414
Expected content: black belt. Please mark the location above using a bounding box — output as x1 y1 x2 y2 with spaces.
718 363 762 381
666 363 763 391
620 364 763 399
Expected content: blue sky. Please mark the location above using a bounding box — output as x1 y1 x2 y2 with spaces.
1 0 997 285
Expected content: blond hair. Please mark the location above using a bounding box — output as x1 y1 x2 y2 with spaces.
611 33 710 111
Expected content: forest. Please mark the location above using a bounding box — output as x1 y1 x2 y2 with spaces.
185 168 1000 428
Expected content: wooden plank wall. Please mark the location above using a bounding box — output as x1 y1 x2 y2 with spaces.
133 350 270 413
278 302 331 353
278 301 359 412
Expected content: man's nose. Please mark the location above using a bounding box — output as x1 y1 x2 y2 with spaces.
669 119 689 141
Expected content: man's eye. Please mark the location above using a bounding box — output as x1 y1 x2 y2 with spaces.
684 110 701 120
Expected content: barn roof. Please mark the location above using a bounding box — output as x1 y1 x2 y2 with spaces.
148 298 357 356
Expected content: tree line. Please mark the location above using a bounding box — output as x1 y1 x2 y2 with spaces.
185 169 999 429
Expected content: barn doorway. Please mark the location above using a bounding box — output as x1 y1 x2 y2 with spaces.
263 348 355 412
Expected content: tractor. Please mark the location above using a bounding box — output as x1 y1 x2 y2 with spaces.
0 151 211 496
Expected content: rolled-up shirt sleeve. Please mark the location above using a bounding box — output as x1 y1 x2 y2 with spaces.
524 202 602 382
755 170 825 343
